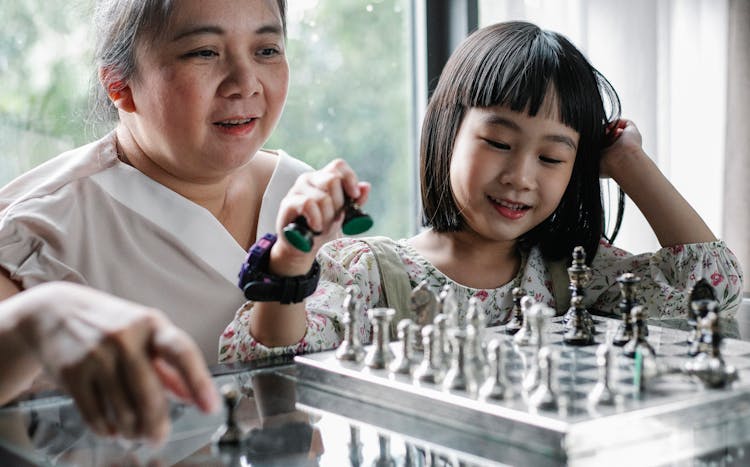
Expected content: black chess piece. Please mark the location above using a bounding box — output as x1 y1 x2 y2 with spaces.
283 196 373 252
684 308 738 388
687 278 717 351
613 273 640 346
623 306 655 359
214 385 244 446
562 246 595 341
505 287 525 334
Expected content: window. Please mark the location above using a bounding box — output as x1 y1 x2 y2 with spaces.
0 0 417 239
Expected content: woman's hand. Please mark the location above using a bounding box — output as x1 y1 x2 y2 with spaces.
12 282 219 444
271 159 370 277
599 119 647 182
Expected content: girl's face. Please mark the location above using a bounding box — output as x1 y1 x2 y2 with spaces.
449 96 579 245
123 0 288 181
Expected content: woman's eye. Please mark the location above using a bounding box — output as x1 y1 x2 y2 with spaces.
184 49 218 59
258 47 282 58
486 139 510 150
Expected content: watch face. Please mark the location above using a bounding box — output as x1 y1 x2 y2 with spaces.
257 237 274 250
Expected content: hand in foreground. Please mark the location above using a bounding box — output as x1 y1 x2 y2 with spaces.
271 159 370 277
13 282 219 444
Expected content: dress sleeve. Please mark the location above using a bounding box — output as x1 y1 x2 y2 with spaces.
218 238 383 362
0 202 85 288
586 240 744 319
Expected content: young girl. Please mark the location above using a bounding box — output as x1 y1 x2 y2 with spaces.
219 21 743 362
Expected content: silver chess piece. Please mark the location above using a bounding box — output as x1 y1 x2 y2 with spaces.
522 303 555 393
442 328 477 395
390 318 415 375
438 284 461 328
528 346 558 411
466 297 488 381
613 273 639 346
505 287 525 334
513 296 535 346
433 313 451 371
479 339 510 401
336 287 365 362
365 308 396 369
684 308 738 388
587 343 618 406
623 305 655 359
410 280 438 333
348 425 364 467
373 433 397 467
414 324 443 385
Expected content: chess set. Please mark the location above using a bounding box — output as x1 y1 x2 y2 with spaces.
294 247 750 466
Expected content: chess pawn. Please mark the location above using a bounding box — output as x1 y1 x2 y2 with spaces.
528 346 558 411
479 339 510 401
513 296 535 346
438 284 461 328
214 384 244 446
409 280 438 352
433 313 451 371
623 305 655 359
505 287 525 334
684 309 738 388
389 319 415 375
442 328 477 395
587 343 617 406
466 297 488 380
613 273 640 346
414 324 443 384
563 295 595 345
365 308 396 369
336 287 365 362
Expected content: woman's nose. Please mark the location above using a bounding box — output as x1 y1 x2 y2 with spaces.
219 57 261 98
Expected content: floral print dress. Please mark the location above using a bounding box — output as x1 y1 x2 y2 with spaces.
219 238 743 362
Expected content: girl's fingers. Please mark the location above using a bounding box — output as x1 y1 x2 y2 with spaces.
120 350 170 443
66 374 110 437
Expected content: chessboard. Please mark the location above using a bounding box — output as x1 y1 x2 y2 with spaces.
294 315 750 466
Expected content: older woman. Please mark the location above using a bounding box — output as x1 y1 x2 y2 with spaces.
0 0 309 441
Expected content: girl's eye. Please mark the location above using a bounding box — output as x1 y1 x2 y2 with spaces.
184 49 218 59
486 139 510 151
539 155 563 164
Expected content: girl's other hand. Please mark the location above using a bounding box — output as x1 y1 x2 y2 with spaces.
271 159 370 277
599 119 647 182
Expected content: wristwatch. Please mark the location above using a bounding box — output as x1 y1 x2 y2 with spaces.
238 233 320 304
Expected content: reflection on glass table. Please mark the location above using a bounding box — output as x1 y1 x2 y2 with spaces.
0 362 506 466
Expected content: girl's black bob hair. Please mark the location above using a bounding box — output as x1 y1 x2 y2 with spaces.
419 21 623 264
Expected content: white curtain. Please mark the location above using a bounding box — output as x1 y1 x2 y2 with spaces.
479 0 729 255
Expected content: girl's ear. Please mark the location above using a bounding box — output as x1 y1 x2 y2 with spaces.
99 67 136 113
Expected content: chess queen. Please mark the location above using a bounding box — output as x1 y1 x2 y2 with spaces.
220 21 743 362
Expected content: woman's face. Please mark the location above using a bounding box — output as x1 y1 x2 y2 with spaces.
123 0 288 182
449 94 579 245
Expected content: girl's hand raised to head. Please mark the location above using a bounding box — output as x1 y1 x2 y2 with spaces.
271 159 370 277
599 119 648 183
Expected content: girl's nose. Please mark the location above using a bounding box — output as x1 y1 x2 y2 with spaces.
499 154 537 190
219 57 261 98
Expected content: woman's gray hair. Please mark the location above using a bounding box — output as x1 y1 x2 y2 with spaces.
89 0 287 125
